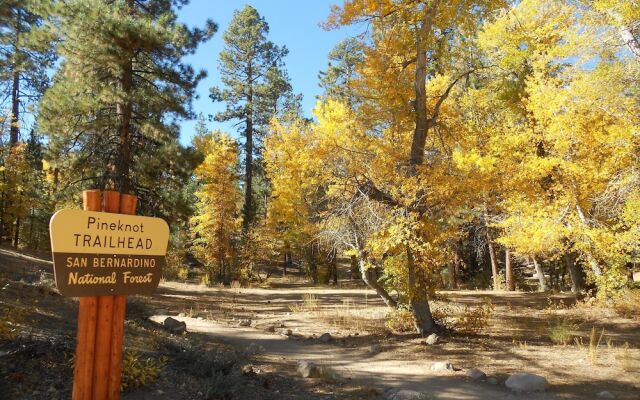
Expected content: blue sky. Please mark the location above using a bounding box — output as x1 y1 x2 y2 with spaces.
176 0 357 146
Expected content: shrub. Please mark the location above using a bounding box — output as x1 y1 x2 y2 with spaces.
0 301 28 340
548 319 576 345
612 288 640 320
163 247 187 281
121 350 166 391
385 308 415 333
455 300 494 334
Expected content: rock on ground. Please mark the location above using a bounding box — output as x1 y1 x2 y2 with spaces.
384 388 426 400
430 361 454 372
425 333 439 345
162 317 186 334
505 373 549 392
369 344 381 354
466 368 486 380
238 319 251 327
597 391 616 399
297 360 321 378
319 332 333 343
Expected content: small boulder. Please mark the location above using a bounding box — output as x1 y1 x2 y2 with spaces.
319 333 333 343
285 329 293 336
369 344 381 354
430 361 454 372
597 391 615 399
241 365 255 375
238 319 251 327
163 317 186 334
466 368 486 380
384 389 427 400
505 373 549 392
265 325 276 333
487 377 498 385
425 333 439 345
298 360 322 378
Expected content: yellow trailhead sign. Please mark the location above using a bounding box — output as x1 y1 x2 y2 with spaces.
50 209 170 297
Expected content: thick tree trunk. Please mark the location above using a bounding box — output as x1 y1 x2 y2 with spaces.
243 65 255 232
283 252 287 276
330 248 338 285
359 252 397 308
532 256 547 292
447 262 457 289
350 255 359 280
409 2 439 165
115 2 133 194
406 246 436 335
564 252 584 294
505 248 515 291
12 218 19 248
403 2 441 335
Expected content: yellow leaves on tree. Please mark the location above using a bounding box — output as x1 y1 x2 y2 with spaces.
190 131 241 282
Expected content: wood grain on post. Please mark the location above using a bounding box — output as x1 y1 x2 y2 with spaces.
72 190 102 400
91 191 120 400
107 193 138 400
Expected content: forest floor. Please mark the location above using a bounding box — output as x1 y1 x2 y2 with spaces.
1 247 639 400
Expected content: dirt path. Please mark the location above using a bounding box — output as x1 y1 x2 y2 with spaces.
149 312 557 400
145 284 560 400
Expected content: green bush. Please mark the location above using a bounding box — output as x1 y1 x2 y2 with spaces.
548 319 576 345
385 308 415 332
121 350 166 391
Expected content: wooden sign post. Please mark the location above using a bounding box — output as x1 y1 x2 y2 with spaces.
49 190 169 400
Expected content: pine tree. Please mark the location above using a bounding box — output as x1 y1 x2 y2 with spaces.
210 5 300 232
318 37 364 106
0 0 55 246
40 0 216 199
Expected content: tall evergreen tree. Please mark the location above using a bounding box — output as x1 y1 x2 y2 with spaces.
40 0 215 201
0 0 55 246
210 5 300 232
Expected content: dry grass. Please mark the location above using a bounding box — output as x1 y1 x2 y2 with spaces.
319 300 387 333
288 293 320 313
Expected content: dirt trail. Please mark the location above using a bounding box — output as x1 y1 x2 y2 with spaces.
148 286 558 400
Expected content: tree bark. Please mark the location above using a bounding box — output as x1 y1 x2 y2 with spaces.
409 1 439 165
283 252 287 276
447 262 457 289
242 63 255 232
359 252 397 308
115 1 134 194
505 248 515 291
308 244 318 284
330 248 338 285
486 229 499 290
10 70 19 146
564 252 584 293
406 245 436 334
403 2 441 334
350 255 359 280
532 256 547 292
